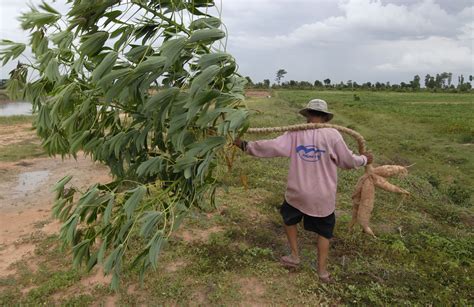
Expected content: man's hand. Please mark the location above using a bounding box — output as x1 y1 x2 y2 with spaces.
233 137 242 148
233 138 248 151
364 152 374 164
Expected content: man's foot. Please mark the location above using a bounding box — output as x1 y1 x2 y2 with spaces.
280 255 300 268
318 271 332 283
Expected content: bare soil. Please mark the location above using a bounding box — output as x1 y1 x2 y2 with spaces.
0 155 111 277
0 123 38 147
245 90 272 98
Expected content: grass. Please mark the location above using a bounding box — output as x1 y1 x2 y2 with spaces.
0 115 34 126
0 115 46 162
0 90 473 305
0 89 9 101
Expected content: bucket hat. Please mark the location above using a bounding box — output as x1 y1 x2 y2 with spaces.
299 99 334 120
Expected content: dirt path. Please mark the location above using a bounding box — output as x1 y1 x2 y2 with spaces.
245 90 271 98
0 123 38 147
0 155 111 276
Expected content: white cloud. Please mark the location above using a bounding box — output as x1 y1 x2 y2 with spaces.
374 37 472 72
226 0 472 82
232 0 461 48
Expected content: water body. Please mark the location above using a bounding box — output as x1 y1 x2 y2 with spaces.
15 170 51 195
0 102 32 116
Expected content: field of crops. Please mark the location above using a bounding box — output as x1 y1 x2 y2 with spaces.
0 90 473 305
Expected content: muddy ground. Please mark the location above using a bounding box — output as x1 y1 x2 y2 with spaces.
0 152 110 277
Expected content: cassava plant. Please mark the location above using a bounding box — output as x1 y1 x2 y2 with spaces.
1 0 248 288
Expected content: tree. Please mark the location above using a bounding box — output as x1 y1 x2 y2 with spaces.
1 0 248 288
435 74 442 88
425 74 431 88
275 69 287 85
314 80 323 87
440 72 450 88
245 76 254 86
411 75 421 90
323 78 331 86
263 79 270 88
425 74 436 89
347 80 353 89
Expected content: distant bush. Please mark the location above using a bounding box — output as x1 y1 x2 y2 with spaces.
426 174 440 189
458 133 474 144
446 182 471 207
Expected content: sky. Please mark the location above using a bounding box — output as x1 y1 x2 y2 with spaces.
0 0 472 84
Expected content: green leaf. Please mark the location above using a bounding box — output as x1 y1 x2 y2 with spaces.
97 67 132 90
188 28 225 44
51 31 74 50
61 214 79 244
92 51 118 83
113 27 132 51
39 1 61 15
97 237 108 264
199 52 232 69
20 11 60 30
79 31 109 57
174 153 196 169
104 245 124 274
52 175 73 192
160 37 187 68
189 65 221 97
190 17 221 30
0 40 26 66
125 45 153 63
44 58 60 82
140 211 163 239
148 232 164 269
134 56 167 75
72 239 90 267
124 186 147 219
70 130 91 153
136 157 164 178
103 194 115 226
144 87 180 112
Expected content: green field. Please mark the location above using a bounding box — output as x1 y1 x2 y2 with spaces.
1 90 473 305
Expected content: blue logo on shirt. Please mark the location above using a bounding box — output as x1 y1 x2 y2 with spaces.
296 145 326 162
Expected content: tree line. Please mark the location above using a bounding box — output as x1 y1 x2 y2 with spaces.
246 70 473 92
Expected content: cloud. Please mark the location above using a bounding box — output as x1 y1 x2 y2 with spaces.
225 0 472 82
231 0 461 48
374 37 472 72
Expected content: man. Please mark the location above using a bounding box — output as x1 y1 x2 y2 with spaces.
234 99 373 283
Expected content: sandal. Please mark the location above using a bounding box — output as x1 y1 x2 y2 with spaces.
280 255 300 268
318 272 333 284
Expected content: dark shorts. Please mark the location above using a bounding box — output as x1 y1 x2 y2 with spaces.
279 200 335 239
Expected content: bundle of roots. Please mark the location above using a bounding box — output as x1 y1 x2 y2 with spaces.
348 164 409 236
246 123 410 236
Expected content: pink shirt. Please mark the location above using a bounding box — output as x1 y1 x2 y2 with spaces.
246 128 367 217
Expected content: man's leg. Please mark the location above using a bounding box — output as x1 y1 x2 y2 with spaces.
284 224 299 260
317 235 330 277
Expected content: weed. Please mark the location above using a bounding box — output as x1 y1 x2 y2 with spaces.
446 183 472 207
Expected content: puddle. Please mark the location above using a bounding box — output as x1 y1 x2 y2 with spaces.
15 171 50 194
0 102 32 116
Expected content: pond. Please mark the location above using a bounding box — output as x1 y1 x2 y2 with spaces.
0 102 32 116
